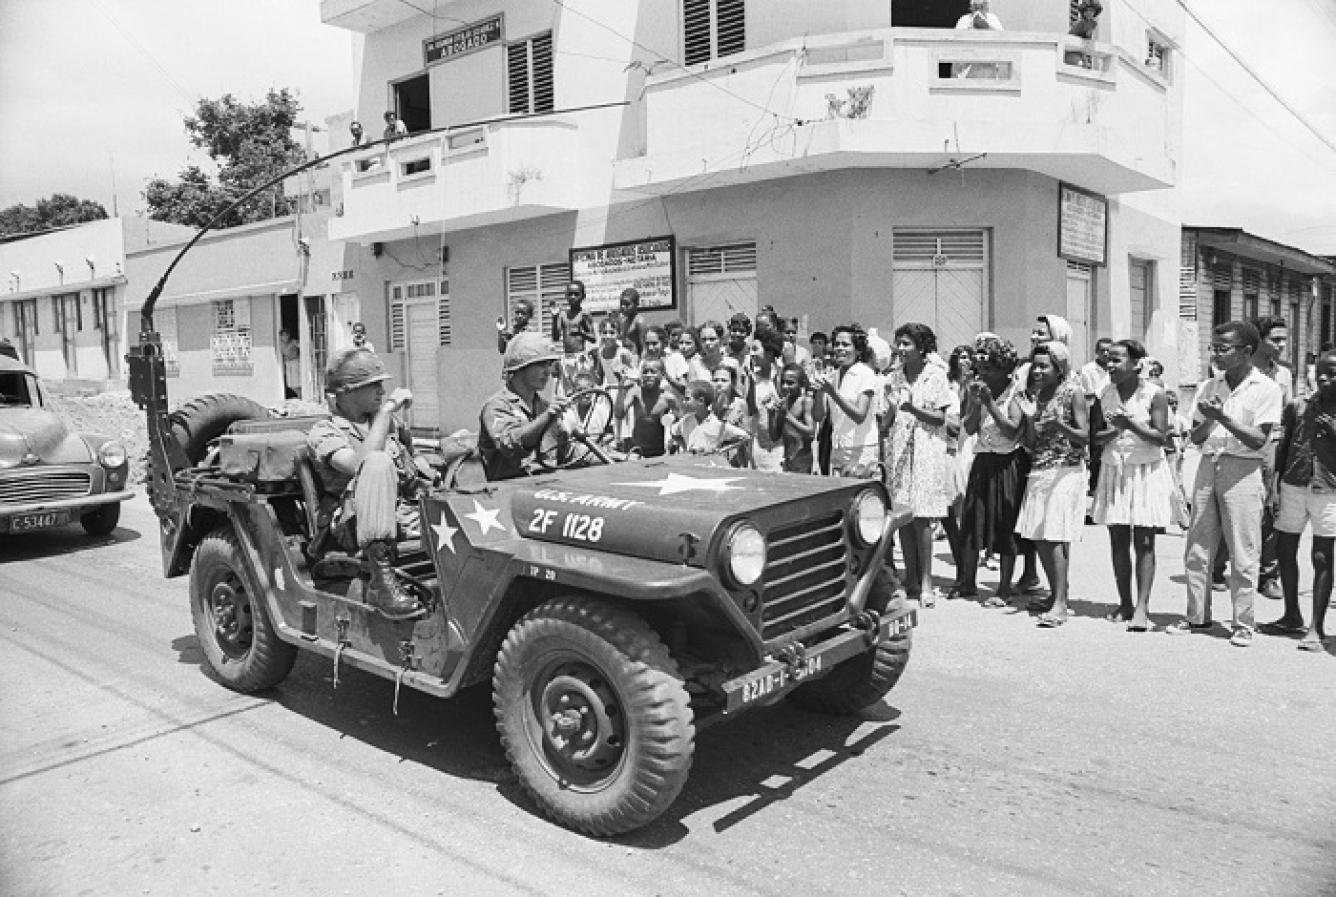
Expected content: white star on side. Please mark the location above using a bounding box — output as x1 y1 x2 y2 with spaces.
431 511 458 555
610 473 745 496
464 499 507 536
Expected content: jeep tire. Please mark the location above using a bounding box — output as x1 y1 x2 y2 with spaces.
169 393 269 465
189 528 297 692
788 567 912 714
493 597 695 836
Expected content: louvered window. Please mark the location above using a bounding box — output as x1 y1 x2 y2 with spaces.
684 0 745 66
894 232 987 267
389 278 451 349
506 32 554 115
687 243 757 276
505 262 571 336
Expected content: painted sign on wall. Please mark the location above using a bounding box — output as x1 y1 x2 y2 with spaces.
1058 183 1108 267
570 236 677 315
424 15 504 66
211 296 253 376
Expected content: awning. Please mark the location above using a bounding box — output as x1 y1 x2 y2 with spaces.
149 278 300 310
0 274 127 303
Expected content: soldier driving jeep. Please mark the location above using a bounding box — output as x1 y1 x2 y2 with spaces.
306 346 426 620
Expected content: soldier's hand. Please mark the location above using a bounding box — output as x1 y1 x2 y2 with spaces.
386 387 413 412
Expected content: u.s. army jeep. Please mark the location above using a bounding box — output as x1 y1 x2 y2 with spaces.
124 152 915 838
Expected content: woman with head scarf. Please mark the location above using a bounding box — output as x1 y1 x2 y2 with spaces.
1015 340 1090 627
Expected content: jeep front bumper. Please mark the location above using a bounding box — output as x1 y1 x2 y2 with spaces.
721 607 917 713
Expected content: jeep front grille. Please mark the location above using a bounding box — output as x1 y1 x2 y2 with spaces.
0 469 93 504
760 511 849 639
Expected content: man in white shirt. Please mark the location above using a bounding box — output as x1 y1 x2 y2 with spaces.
1173 321 1284 647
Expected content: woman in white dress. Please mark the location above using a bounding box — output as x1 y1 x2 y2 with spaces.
1091 339 1172 631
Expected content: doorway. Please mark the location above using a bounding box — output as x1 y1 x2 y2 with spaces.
280 293 300 399
892 0 960 28
393 74 431 134
891 230 988 356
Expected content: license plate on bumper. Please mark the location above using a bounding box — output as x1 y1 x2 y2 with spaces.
722 608 918 713
5 510 72 533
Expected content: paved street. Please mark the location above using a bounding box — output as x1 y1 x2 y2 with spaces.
2 493 1333 897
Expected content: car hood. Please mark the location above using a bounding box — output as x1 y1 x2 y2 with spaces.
0 408 92 465
503 456 869 566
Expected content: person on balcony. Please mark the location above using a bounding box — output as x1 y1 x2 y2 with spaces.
383 110 408 140
1066 0 1103 68
349 120 365 147
955 0 1003 30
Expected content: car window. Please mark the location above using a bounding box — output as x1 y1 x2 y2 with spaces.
0 372 36 407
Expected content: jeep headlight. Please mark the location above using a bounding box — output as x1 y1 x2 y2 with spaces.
724 522 766 587
852 489 886 546
97 440 127 468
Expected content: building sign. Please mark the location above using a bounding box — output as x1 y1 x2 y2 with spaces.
1058 183 1108 267
424 15 503 66
211 296 253 376
569 237 677 315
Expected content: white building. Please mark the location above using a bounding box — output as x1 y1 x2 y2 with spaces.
0 218 194 386
322 0 1185 432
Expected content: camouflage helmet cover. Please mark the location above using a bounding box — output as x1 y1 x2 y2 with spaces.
325 347 391 394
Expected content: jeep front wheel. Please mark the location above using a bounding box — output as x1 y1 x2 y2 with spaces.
493 597 695 836
189 528 297 692
788 567 912 714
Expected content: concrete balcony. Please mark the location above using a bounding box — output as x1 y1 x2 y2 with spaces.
329 107 622 244
615 27 1176 198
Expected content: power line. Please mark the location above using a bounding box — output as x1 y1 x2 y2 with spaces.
1177 0 1336 157
89 0 197 115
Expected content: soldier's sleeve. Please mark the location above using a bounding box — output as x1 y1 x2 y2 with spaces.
482 394 530 458
307 419 351 467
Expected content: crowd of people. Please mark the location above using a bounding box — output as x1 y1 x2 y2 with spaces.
316 280 1328 652
490 284 1329 653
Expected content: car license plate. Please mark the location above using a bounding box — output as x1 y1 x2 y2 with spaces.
7 510 71 532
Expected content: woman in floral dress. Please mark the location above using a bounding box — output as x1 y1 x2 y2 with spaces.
1015 341 1089 627
883 323 956 606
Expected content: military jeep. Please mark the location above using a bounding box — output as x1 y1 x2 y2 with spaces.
125 155 914 838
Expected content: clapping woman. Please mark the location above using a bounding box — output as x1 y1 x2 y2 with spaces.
1091 339 1172 631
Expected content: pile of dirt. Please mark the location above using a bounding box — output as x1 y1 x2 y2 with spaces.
47 392 329 486
48 391 151 485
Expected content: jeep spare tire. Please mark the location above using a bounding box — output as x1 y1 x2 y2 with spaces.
493 597 695 836
169 393 270 465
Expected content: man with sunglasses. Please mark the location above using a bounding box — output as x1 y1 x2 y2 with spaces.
1173 321 1284 647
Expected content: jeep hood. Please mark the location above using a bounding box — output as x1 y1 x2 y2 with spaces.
505 456 866 566
0 408 92 466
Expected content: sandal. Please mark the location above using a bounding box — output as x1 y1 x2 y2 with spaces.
1036 612 1067 628
983 595 1009 608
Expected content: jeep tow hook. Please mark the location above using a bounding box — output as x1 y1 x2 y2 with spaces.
393 640 418 717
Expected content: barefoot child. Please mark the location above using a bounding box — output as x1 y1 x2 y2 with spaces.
774 363 815 473
615 357 681 457
1262 348 1336 652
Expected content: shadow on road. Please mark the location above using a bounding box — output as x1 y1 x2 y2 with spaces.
170 632 909 842
0 522 142 563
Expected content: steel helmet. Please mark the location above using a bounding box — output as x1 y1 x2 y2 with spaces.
325 347 391 394
502 332 561 374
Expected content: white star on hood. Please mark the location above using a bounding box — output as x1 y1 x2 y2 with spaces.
464 499 507 535
431 511 458 554
610 473 745 496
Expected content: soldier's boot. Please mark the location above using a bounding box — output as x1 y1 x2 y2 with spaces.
363 540 424 620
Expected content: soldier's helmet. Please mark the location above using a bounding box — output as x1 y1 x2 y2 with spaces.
325 347 391 394
502 332 562 374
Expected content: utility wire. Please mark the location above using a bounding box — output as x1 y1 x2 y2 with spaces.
89 0 197 114
1177 0 1336 157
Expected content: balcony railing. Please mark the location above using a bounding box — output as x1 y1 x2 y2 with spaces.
330 105 624 243
615 27 1174 198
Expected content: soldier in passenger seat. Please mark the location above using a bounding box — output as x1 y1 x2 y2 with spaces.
307 347 425 620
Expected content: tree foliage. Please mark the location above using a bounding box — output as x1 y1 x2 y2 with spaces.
144 89 307 229
0 193 108 237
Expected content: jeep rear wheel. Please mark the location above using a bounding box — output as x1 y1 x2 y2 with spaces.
493 597 695 836
189 528 296 692
788 568 912 714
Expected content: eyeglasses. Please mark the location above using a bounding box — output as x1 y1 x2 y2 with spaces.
1210 343 1246 354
